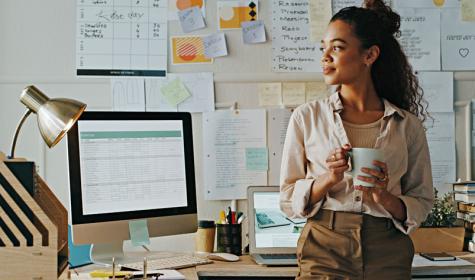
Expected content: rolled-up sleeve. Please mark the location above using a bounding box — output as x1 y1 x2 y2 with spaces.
394 122 434 234
279 110 323 218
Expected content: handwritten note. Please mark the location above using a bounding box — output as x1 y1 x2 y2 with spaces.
160 78 191 106
258 83 282 106
462 0 475 21
203 33 228 58
441 8 475 70
271 0 321 72
178 6 206 33
77 0 168 76
308 0 332 42
129 219 151 247
282 83 306 106
398 8 441 70
241 20 266 44
246 148 268 171
168 0 206 20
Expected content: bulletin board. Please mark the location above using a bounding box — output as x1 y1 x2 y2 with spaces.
74 0 475 200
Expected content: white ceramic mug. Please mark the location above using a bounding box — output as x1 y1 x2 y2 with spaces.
347 148 384 187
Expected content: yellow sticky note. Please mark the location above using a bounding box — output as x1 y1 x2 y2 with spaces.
461 0 475 21
282 83 306 106
160 78 191 106
258 83 282 106
305 82 328 102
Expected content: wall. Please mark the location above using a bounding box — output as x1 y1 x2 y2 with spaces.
1 0 475 252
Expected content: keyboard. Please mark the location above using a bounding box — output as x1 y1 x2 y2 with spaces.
121 254 212 270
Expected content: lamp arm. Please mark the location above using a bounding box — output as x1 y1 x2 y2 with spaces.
9 109 32 159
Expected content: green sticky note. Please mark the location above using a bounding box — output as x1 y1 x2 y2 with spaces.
129 219 151 247
160 78 191 106
246 147 268 171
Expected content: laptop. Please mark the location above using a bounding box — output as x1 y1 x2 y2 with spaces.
247 186 306 266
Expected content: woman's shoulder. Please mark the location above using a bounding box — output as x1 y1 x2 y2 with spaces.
293 96 333 117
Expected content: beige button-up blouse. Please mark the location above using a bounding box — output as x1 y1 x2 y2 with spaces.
279 93 434 234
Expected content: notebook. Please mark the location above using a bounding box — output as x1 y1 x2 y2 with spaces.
247 186 306 266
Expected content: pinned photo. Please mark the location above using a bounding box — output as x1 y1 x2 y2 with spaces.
171 35 213 64
218 0 258 30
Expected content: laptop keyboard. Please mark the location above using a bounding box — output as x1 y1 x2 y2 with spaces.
260 254 297 260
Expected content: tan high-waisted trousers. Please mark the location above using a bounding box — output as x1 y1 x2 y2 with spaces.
296 209 414 280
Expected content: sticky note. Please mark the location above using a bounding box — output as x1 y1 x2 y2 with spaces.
258 83 282 106
128 219 151 247
178 6 206 33
160 78 191 106
241 20 266 44
203 33 228 58
462 0 475 21
246 147 268 171
305 82 328 102
282 82 306 106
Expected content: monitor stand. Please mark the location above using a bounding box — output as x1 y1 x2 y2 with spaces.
91 242 146 265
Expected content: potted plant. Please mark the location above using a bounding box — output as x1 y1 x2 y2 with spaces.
409 188 465 253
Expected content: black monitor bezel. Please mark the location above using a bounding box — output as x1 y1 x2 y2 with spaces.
68 111 197 225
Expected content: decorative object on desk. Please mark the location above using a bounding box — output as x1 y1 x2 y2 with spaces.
68 225 92 268
0 85 86 279
195 220 216 253
216 223 242 256
410 188 465 253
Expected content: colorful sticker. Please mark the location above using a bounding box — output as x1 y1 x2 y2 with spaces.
218 0 258 30
171 36 213 64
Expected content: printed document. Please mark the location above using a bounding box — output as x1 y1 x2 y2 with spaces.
203 109 267 200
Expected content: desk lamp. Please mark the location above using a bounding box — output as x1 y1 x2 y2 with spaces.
8 85 86 158
0 85 86 279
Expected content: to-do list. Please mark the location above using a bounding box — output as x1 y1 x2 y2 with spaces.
271 0 321 73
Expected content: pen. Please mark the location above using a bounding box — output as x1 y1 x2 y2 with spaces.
219 210 226 224
237 214 246 224
227 206 232 224
231 211 236 224
112 257 116 280
143 257 147 280
89 270 132 278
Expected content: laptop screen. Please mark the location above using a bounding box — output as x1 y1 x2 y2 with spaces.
253 191 306 248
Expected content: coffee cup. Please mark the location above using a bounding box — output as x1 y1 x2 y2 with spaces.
347 148 384 187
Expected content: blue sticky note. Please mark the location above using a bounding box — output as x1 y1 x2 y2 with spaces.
129 219 151 247
246 147 268 171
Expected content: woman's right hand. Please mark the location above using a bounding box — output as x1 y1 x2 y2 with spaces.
325 144 352 185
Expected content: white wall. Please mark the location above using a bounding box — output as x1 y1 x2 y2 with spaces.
1 0 475 252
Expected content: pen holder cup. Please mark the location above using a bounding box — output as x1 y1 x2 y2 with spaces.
216 223 242 256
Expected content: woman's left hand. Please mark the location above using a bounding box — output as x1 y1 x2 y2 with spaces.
354 160 390 205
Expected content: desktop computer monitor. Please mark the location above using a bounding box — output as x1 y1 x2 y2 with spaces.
67 111 197 263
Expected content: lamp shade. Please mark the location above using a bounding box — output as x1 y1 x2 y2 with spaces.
20 85 86 148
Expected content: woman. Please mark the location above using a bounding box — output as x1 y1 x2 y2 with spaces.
279 0 434 279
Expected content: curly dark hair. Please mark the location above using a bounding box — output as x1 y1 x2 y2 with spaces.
331 0 428 122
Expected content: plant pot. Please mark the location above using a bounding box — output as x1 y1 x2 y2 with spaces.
409 227 465 253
